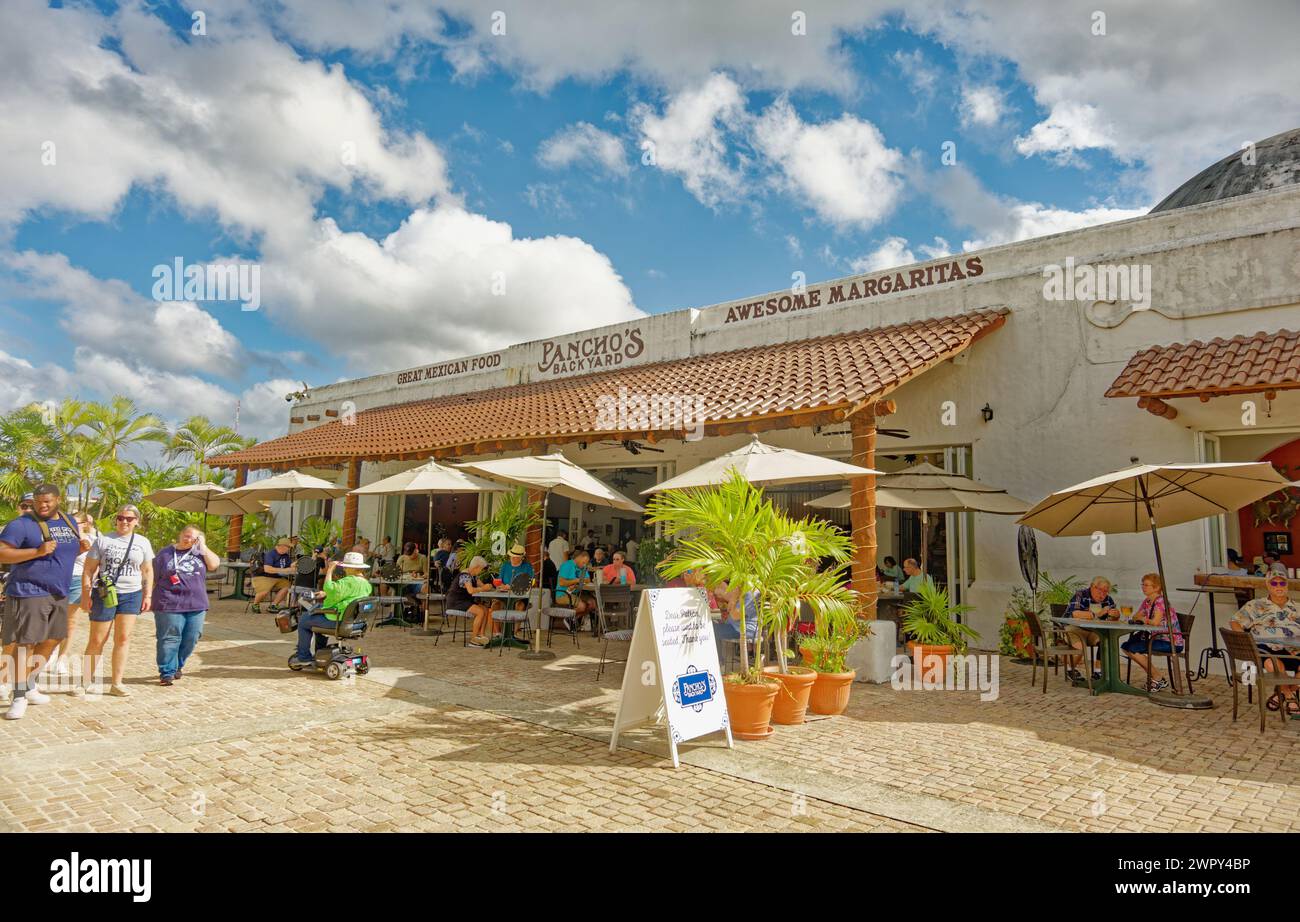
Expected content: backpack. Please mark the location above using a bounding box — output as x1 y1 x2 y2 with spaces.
25 511 76 543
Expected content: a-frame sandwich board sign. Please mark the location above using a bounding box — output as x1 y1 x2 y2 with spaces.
609 587 733 768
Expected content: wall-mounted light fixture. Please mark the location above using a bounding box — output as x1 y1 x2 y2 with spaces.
980 403 994 423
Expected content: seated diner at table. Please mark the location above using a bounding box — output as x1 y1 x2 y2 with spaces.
1062 576 1120 683
899 558 933 593
1230 572 1300 711
250 537 295 613
555 548 596 629
600 551 636 586
880 555 904 582
1119 572 1182 692
492 544 535 614
448 556 494 647
397 542 425 578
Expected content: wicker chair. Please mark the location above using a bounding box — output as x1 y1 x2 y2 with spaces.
1024 610 1092 693
1218 627 1298 733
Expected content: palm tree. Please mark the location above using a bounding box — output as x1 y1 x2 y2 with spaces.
85 397 167 463
0 407 57 501
165 416 250 481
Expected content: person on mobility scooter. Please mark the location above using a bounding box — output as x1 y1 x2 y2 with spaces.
288 552 376 679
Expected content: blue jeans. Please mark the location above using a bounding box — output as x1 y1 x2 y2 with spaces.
296 612 337 661
714 616 757 665
155 610 205 678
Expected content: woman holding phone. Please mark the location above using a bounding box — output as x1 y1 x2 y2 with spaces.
151 525 220 686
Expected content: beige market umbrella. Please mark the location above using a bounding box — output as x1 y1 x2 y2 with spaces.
143 482 267 532
224 469 349 536
457 453 644 659
1018 461 1295 708
352 460 508 633
643 436 881 494
809 461 1031 574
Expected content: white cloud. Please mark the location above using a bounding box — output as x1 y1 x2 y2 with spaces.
851 237 914 273
0 0 450 235
538 122 629 176
893 49 941 101
906 0 1300 197
929 164 1147 250
959 85 1005 127
234 378 302 441
261 206 642 370
4 251 245 377
752 97 906 228
72 349 238 423
0 349 75 413
1014 102 1116 159
633 73 749 209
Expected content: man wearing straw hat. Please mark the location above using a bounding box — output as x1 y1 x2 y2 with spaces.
289 551 372 668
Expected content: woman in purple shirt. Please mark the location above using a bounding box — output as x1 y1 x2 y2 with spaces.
151 525 220 686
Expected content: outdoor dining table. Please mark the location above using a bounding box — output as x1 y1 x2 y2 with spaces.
368 576 423 595
477 588 534 649
221 560 252 601
367 594 410 628
1050 616 1170 696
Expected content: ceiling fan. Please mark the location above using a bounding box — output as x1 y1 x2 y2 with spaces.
815 424 910 439
596 439 666 455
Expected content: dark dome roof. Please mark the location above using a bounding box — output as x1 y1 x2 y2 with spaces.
1150 127 1300 213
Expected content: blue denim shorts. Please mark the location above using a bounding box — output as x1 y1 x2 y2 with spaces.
68 582 83 606
89 588 143 622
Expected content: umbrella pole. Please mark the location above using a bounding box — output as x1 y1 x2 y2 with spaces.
521 490 556 661
1139 478 1212 709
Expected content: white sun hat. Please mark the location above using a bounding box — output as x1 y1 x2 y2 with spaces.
338 551 371 570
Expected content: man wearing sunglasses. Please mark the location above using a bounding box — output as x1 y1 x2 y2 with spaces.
1231 573 1300 711
79 504 154 698
0 484 84 720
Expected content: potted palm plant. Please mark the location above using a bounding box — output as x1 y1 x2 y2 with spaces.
802 617 863 715
1041 571 1083 619
646 471 858 738
901 582 978 680
458 488 542 576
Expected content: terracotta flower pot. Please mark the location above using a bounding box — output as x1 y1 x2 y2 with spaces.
763 665 817 725
808 670 855 716
723 678 780 740
908 643 955 683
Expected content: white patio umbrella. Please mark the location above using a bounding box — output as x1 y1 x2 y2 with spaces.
143 482 267 532
643 435 881 494
351 460 508 632
1018 461 1296 708
809 461 1032 574
457 453 644 659
223 469 349 537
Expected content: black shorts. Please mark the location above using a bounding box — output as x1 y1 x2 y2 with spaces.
2 594 69 645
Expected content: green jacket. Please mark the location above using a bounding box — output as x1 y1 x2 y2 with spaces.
319 574 373 621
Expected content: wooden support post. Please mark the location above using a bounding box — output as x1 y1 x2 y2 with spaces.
225 466 247 559
525 488 546 576
850 411 879 620
341 458 361 549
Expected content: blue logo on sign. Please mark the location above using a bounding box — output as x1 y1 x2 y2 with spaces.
672 665 716 712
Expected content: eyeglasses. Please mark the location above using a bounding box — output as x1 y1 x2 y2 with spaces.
1268 579 1288 587
115 515 137 522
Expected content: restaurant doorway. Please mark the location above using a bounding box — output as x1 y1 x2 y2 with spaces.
400 492 476 552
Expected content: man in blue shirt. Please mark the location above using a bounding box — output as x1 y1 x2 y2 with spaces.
251 537 295 613
0 484 86 719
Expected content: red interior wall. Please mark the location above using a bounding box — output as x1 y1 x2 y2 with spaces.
1237 437 1300 565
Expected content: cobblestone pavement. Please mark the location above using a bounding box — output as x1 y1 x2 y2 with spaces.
2 598 1297 832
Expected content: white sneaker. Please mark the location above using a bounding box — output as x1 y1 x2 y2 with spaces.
5 697 28 720
108 684 130 698
24 687 51 705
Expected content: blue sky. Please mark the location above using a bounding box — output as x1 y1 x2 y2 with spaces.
2 0 1298 441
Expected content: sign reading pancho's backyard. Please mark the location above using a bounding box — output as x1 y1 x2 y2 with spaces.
721 255 985 324
537 326 645 375
610 587 731 768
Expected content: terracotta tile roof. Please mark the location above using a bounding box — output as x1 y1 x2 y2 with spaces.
213 308 1008 469
1105 328 1300 399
